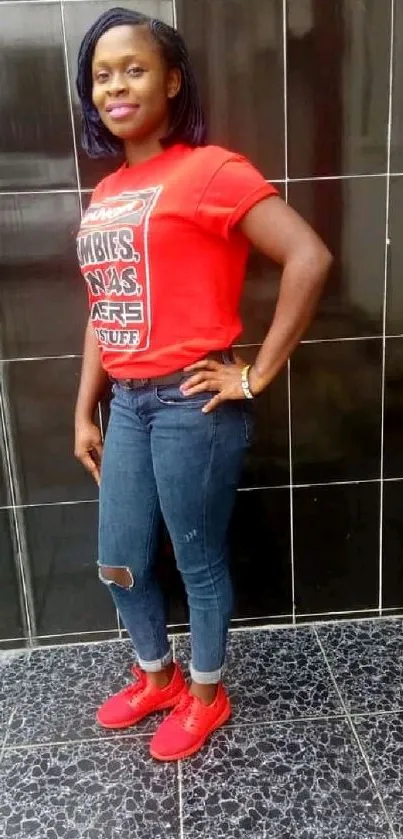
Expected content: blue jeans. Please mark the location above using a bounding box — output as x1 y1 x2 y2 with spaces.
98 374 251 684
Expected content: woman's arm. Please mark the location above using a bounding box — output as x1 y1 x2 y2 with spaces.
74 316 109 484
183 196 332 412
240 196 332 395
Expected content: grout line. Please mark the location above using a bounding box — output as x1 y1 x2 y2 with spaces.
3 611 403 651
172 0 177 29
239 478 382 492
178 759 185 839
288 172 387 183
4 173 403 199
282 0 295 626
0 384 34 642
349 708 403 721
116 609 123 640
0 499 99 512
0 354 82 363
282 0 288 187
2 731 152 754
3 334 401 365
1 476 398 513
1 714 351 756
60 0 83 214
379 0 395 617
314 628 398 838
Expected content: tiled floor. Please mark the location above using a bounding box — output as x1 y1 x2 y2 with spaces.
1 620 403 838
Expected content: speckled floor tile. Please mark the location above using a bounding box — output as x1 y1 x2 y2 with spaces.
181 719 393 839
5 639 165 747
0 651 29 742
316 619 403 713
0 737 178 839
354 712 403 837
175 627 343 724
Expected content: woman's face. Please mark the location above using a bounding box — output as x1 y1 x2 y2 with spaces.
92 24 180 143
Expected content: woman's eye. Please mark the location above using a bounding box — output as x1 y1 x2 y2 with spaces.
128 67 145 78
95 72 109 83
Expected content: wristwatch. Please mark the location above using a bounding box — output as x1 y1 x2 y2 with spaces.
241 365 254 400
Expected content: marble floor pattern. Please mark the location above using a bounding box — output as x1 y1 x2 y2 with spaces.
1 619 403 838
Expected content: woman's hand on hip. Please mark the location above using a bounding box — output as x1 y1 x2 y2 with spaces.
181 356 260 414
74 419 103 485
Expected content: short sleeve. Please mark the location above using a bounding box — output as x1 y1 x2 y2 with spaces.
195 154 279 238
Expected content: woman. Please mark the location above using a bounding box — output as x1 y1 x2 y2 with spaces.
74 7 332 762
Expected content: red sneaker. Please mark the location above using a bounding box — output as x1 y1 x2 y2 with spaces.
150 684 231 761
96 663 186 729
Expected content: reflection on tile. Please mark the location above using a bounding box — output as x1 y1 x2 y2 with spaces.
0 5 76 190
293 483 380 615
383 338 403 479
4 640 170 746
0 652 27 742
0 739 179 839
287 0 390 178
24 502 117 637
230 489 292 618
62 0 173 189
1 358 98 505
291 341 382 483
177 0 284 178
176 626 342 724
354 713 403 837
317 619 403 713
0 193 86 360
0 511 23 642
382 481 403 608
387 179 403 334
288 178 386 341
181 720 392 839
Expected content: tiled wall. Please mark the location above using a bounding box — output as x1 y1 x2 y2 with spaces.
1 0 402 649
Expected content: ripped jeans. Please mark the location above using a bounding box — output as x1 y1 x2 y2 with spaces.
98 377 251 684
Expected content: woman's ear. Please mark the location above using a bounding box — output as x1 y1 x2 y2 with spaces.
167 68 181 99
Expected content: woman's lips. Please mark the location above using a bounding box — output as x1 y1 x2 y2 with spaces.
106 104 139 119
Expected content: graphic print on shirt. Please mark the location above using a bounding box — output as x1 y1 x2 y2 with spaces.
77 186 162 353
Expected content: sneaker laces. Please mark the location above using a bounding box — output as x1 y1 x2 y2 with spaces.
120 666 148 707
170 692 204 731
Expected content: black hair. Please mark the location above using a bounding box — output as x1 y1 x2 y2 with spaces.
76 6 207 158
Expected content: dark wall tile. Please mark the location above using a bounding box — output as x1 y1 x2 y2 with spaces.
287 1 390 178
238 346 289 488
291 340 382 484
0 193 87 360
0 510 24 640
177 0 284 178
0 4 76 190
391 2 403 173
230 488 292 618
386 176 403 334
383 481 403 609
293 482 380 615
1 359 98 506
23 501 117 637
62 0 173 190
383 338 403 479
288 178 386 341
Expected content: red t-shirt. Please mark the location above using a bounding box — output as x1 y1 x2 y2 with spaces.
77 143 278 378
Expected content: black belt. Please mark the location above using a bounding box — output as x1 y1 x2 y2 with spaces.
111 349 233 391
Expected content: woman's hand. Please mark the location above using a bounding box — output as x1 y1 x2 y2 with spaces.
181 356 263 413
74 419 103 485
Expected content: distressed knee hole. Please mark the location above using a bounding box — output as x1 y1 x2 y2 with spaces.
99 566 134 590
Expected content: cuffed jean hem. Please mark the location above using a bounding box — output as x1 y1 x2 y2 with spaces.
137 648 173 673
190 662 224 685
